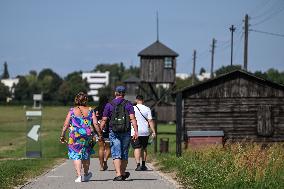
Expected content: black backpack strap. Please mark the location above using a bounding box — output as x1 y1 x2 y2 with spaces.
121 99 128 106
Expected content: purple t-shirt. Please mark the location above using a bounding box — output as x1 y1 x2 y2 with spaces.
102 97 135 130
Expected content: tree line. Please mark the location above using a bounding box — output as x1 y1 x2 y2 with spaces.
0 62 139 105
0 62 283 105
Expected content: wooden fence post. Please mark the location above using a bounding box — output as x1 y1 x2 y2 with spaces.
176 92 182 157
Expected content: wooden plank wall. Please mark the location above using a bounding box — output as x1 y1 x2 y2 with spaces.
183 98 284 142
155 105 176 122
140 57 176 83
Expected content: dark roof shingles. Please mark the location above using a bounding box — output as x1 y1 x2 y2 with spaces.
138 40 178 57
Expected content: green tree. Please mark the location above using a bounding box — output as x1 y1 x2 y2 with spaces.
14 76 30 101
199 67 206 75
0 82 10 102
266 68 284 84
175 76 196 90
121 65 140 81
254 70 267 79
94 63 140 100
38 69 62 101
57 71 89 105
1 62 10 79
26 70 40 97
97 85 113 99
215 65 242 77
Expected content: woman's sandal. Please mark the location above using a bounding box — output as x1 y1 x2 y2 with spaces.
103 161 108 171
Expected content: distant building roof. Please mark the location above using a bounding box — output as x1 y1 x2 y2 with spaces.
123 75 140 83
138 40 179 57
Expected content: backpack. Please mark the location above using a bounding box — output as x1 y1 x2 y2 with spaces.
110 100 131 133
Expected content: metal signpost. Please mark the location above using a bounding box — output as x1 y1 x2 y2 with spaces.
26 110 42 158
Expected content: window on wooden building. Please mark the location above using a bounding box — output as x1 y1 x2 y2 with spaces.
164 57 173 68
257 105 273 137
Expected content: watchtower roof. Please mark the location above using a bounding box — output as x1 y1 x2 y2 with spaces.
138 40 179 57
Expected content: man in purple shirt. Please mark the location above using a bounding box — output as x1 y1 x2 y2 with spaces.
100 86 138 181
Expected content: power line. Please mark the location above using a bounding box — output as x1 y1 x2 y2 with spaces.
251 0 280 19
217 42 231 52
218 39 230 45
251 5 284 26
249 0 273 18
233 32 244 64
198 48 210 59
249 29 284 38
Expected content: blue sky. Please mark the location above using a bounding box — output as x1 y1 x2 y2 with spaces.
0 0 283 77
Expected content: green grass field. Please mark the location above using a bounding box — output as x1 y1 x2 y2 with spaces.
150 123 176 153
0 106 69 158
0 106 71 188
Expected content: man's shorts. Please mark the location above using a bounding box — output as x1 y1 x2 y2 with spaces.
131 136 149 149
109 131 131 160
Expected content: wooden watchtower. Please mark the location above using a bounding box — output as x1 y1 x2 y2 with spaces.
138 40 178 84
138 40 178 107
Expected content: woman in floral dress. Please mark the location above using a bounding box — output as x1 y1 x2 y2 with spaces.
60 92 102 182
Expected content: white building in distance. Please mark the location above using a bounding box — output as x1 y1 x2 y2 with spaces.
197 72 211 81
82 72 110 102
1 78 19 101
176 73 189 80
176 72 211 81
1 78 19 94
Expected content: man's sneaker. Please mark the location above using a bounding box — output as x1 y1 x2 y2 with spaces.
83 172 92 182
113 176 124 181
141 165 148 171
135 166 142 171
122 172 130 180
75 176 82 183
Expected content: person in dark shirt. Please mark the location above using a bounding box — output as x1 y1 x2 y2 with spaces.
94 95 110 171
100 86 138 181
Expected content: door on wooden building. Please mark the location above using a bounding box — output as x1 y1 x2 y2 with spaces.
257 105 273 137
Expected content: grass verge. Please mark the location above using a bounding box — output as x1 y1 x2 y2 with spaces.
0 106 69 188
0 158 63 189
155 143 284 189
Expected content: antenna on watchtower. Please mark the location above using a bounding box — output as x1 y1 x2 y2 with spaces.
156 11 159 42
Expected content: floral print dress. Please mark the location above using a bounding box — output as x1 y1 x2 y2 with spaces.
68 107 95 160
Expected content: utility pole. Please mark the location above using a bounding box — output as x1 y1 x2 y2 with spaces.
229 25 236 66
243 14 249 71
192 50 196 85
210 38 216 79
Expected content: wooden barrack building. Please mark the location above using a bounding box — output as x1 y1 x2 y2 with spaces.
176 70 284 144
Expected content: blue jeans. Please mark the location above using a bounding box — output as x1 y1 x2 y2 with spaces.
109 131 131 160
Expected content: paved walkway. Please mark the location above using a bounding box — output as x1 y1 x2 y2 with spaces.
20 158 178 189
